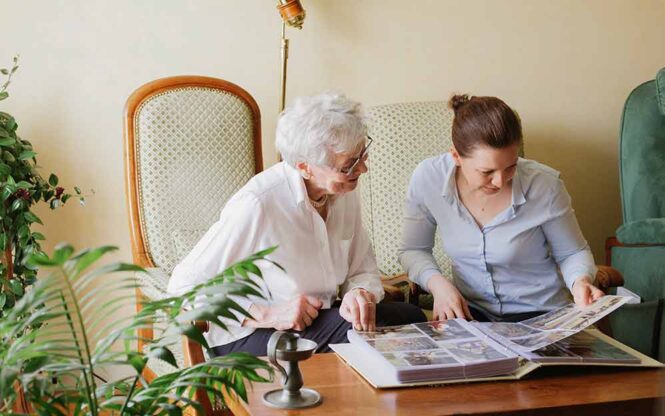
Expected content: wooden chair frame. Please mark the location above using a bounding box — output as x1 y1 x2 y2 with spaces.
124 76 262 416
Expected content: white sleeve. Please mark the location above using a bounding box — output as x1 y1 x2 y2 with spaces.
167 192 269 320
339 194 385 302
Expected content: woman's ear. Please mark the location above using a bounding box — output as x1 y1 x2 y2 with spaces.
295 161 312 179
450 146 462 167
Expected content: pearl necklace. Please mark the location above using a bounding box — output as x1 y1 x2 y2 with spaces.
309 194 328 209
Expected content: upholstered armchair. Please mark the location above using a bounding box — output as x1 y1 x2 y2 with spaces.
362 101 624 313
606 67 665 361
124 76 262 415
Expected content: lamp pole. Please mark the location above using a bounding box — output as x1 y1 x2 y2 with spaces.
276 0 305 113
279 21 289 113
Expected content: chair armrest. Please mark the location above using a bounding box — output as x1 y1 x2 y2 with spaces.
596 265 624 293
135 268 171 301
382 284 405 302
382 273 421 304
617 218 665 245
606 235 665 266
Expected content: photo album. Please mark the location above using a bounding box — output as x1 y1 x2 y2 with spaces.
331 295 664 388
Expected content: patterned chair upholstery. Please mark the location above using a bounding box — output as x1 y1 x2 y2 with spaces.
124 76 262 415
361 102 454 306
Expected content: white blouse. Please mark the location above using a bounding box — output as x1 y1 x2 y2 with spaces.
168 161 384 348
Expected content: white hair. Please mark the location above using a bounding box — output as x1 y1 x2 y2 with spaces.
275 91 368 167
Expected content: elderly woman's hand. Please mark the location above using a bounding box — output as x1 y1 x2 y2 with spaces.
246 295 323 331
572 275 604 307
340 288 376 332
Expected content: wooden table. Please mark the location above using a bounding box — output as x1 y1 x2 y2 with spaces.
229 353 665 416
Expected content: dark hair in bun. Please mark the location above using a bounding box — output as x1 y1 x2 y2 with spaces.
448 93 522 157
448 94 470 112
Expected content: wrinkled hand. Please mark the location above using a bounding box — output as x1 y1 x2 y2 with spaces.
428 274 472 321
340 288 376 332
246 295 323 331
572 275 604 307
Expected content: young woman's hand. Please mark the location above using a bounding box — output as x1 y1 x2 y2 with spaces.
572 275 604 307
245 295 323 331
427 274 473 321
340 288 376 331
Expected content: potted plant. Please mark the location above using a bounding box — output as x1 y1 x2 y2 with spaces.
0 244 275 415
0 55 86 319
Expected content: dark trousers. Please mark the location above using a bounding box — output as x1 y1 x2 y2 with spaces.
211 302 427 357
469 305 546 323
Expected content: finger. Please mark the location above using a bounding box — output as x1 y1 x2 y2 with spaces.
591 287 604 301
305 295 323 309
431 307 440 321
443 308 455 320
356 297 371 331
584 287 593 306
362 300 376 331
367 302 376 332
304 302 320 321
293 316 306 331
302 313 313 328
452 306 467 321
575 287 591 306
347 302 361 330
462 302 473 321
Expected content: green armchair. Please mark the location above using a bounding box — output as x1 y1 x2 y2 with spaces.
607 67 665 361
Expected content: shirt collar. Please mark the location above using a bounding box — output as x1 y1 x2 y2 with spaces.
282 161 308 207
511 162 527 207
440 159 527 208
440 163 458 201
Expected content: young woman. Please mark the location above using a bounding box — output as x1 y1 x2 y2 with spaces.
399 94 604 322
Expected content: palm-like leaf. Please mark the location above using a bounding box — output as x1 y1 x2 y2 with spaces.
0 244 275 415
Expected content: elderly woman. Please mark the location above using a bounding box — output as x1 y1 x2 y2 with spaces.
169 91 425 356
399 94 604 323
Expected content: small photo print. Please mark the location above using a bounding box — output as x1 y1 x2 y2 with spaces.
381 352 410 367
557 332 639 362
415 320 475 341
481 322 542 339
532 343 579 359
367 336 440 353
393 350 460 367
508 332 570 350
443 340 507 363
359 324 423 340
520 304 577 329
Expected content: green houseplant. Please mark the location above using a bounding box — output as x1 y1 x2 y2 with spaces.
0 244 275 415
0 56 85 318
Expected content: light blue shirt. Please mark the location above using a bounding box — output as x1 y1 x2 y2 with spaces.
399 153 596 318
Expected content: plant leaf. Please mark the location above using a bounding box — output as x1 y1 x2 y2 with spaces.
9 279 24 296
18 150 37 160
24 211 43 225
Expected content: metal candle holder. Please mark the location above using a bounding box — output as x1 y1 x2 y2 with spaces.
262 331 322 409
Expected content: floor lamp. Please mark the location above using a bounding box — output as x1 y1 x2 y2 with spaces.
276 0 306 113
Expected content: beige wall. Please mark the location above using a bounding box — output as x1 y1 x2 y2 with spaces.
2 0 664 273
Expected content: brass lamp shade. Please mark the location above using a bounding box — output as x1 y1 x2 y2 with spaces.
277 0 306 29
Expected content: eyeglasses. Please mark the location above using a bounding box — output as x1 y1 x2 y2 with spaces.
339 136 373 176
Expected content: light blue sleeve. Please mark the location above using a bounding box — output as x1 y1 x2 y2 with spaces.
541 180 597 290
398 167 443 292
